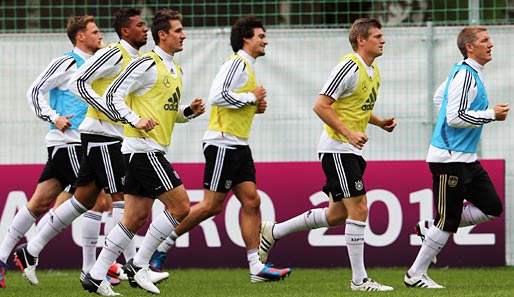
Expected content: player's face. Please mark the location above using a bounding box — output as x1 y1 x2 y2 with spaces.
361 27 385 59
160 19 186 55
82 22 103 54
245 28 268 58
125 15 148 49
468 31 493 66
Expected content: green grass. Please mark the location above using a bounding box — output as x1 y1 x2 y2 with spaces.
1 267 514 296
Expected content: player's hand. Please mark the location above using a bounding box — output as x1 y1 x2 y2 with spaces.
252 86 266 102
347 131 368 150
136 117 159 132
253 86 267 114
493 103 509 121
381 117 397 132
255 97 267 114
190 98 205 117
54 115 73 132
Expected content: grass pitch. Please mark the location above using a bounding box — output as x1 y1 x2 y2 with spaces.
1 267 513 296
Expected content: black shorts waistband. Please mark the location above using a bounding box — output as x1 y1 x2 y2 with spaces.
81 133 122 143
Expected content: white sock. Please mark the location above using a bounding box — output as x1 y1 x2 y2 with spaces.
36 209 53 233
103 211 115 235
81 210 102 274
157 231 178 253
273 208 329 240
248 248 264 275
89 223 134 281
27 197 87 257
133 211 179 267
111 201 125 225
408 226 450 277
460 204 495 227
345 219 367 284
0 206 36 263
112 201 136 261
421 219 434 229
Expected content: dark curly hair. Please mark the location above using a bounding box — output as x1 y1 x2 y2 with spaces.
230 16 265 53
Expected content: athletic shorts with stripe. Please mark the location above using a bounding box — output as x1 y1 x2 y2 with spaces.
38 144 82 194
429 161 503 233
203 144 256 193
319 153 367 202
123 152 183 198
75 133 125 194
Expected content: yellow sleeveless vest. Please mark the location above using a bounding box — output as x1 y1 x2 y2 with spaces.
207 54 257 139
86 43 135 126
124 51 183 146
325 53 380 143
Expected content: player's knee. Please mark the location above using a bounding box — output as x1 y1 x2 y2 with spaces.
28 196 55 216
242 194 261 211
348 204 368 222
170 203 190 221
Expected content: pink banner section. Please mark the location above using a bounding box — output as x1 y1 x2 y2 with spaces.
0 160 505 269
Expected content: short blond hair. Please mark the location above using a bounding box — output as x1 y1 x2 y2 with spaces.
66 15 95 46
349 18 382 51
457 26 487 58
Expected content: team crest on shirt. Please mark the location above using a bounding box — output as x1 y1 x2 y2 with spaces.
355 180 364 191
225 179 233 190
448 176 458 187
162 75 172 88
361 81 368 92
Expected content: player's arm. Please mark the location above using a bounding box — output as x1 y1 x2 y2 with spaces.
445 69 495 128
103 56 154 128
208 57 256 108
68 46 123 121
432 81 446 112
369 113 396 132
176 98 205 123
27 55 76 129
313 95 368 150
315 59 368 149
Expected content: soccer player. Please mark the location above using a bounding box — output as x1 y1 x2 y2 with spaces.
258 18 396 291
12 8 165 291
148 15 292 283
404 25 509 289
0 15 103 289
81 9 205 295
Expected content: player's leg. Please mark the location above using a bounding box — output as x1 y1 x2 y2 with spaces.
405 163 466 289
128 187 188 293
102 193 128 281
229 146 291 282
81 191 106 279
230 181 291 283
259 192 343 263
85 152 170 294
148 144 233 272
14 145 83 285
460 162 503 227
134 167 189 266
0 177 62 287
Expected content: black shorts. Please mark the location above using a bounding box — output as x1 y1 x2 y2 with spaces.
38 145 82 193
75 133 125 194
203 144 256 193
123 152 183 198
319 153 367 202
429 161 503 233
